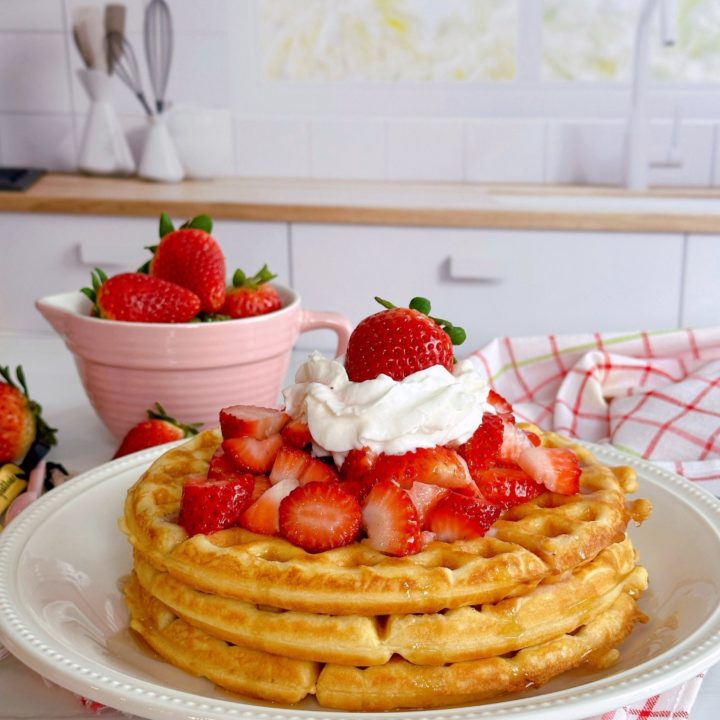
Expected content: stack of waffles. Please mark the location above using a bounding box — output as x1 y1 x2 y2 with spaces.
120 427 651 711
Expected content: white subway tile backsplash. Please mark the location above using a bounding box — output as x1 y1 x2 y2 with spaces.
0 1 63 31
648 120 715 188
0 0 716 187
0 34 71 113
234 119 311 177
545 121 625 185
0 114 76 170
386 120 464 182
311 120 385 180
465 120 545 183
165 0 229 34
166 33 231 110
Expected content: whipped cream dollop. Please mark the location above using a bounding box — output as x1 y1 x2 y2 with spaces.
282 351 492 463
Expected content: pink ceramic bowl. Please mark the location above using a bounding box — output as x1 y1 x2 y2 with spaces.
36 287 351 439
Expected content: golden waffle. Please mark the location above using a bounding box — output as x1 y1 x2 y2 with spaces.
121 428 645 616
132 538 647 666
124 572 647 711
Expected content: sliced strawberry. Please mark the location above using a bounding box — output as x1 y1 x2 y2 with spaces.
362 480 420 557
223 434 282 474
473 465 545 509
299 457 339 485
337 477 375 504
373 446 477 494
207 448 256 488
179 473 254 536
517 446 581 495
526 431 542 447
339 447 378 483
488 389 515 422
250 474 271 502
269 446 311 484
240 478 299 535
407 481 450 527
457 412 504 478
281 419 313 449
219 405 290 440
497 420 534 464
426 492 502 542
278 482 362 552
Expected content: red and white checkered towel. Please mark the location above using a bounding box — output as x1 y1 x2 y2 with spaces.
469 327 720 719
470 327 720 494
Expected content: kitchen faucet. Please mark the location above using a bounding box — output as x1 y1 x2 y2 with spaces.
623 0 677 190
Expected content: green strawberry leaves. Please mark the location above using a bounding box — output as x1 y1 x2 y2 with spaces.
146 402 202 437
80 268 108 307
158 212 213 239
231 264 277 290
374 296 467 347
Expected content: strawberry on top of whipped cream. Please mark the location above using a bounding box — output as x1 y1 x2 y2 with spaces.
282 351 493 464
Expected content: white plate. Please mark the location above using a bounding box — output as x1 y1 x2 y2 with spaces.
1 443 720 720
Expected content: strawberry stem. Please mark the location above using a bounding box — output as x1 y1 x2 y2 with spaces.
80 268 108 311
374 296 466 347
231 264 277 290
159 212 175 238
146 402 202 437
180 214 213 234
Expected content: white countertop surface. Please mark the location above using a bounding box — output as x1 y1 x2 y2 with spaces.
0 329 718 720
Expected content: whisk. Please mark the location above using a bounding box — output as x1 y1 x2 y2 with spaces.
105 30 154 116
144 0 173 114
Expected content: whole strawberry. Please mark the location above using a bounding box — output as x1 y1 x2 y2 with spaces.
113 403 201 458
222 265 282 319
81 269 201 323
344 297 466 382
148 213 226 314
0 366 57 464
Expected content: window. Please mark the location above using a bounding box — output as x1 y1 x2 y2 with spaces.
232 0 719 118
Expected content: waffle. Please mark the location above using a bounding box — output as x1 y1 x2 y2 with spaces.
125 572 647 711
120 425 651 710
121 428 644 616
132 537 647 666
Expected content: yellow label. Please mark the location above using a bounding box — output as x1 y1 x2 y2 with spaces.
0 464 27 515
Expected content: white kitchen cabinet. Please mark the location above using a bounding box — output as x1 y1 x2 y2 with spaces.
291 224 684 351
0 214 290 332
681 235 720 328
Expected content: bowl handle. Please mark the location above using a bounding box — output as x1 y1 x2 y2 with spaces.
299 311 352 358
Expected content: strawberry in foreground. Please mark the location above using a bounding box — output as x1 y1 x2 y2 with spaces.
113 403 201 459
222 265 283 319
344 296 466 382
279 481 362 552
0 366 57 464
81 268 201 323
179 473 254 536
147 213 227 314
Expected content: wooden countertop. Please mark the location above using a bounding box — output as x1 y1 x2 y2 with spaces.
2 173 720 233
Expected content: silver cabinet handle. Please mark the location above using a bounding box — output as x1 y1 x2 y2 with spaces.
447 254 503 283
78 240 139 268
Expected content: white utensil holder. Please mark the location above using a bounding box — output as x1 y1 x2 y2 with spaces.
138 115 184 183
77 69 135 176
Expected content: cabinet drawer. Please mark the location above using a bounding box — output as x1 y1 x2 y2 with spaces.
291 224 684 351
0 214 289 332
682 235 720 327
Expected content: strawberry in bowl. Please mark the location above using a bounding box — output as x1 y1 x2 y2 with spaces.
34 212 352 440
